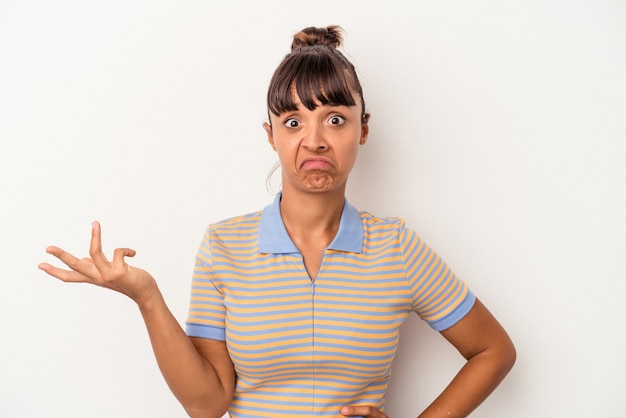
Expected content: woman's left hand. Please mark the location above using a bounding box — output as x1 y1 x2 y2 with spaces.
340 405 388 417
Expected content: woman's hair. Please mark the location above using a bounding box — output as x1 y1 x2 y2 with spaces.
266 25 367 118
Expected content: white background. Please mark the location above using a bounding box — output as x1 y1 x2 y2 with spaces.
1 1 625 417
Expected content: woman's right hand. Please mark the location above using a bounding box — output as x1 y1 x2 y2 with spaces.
39 221 158 306
39 221 236 416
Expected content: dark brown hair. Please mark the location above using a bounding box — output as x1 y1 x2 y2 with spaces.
266 25 367 118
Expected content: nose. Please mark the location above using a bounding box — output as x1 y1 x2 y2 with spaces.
301 124 328 151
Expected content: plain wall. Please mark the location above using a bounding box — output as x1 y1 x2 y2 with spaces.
1 1 625 416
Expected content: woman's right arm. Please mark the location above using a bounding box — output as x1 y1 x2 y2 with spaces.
39 221 235 418
138 292 235 418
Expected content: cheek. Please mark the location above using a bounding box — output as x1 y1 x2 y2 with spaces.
341 142 361 167
273 139 297 161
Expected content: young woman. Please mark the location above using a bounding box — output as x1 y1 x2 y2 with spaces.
39 26 515 418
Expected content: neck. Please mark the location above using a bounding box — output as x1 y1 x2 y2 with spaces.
279 186 346 239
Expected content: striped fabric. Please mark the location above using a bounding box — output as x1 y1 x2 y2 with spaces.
186 194 475 417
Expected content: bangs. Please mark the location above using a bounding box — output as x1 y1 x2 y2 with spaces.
267 48 358 116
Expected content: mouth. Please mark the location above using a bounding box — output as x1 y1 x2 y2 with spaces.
300 157 334 170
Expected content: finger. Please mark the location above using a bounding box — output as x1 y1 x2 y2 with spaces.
38 262 93 283
112 248 137 264
111 247 137 275
45 246 98 276
89 221 110 272
340 405 387 418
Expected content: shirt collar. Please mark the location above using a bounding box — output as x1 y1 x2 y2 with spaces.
258 192 363 254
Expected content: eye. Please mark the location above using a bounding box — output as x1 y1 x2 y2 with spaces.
328 115 345 126
284 118 300 128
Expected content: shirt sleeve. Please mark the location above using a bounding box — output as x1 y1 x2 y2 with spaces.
399 221 476 331
185 225 227 341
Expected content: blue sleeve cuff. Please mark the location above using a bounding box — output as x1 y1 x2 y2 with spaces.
428 290 477 332
185 323 226 341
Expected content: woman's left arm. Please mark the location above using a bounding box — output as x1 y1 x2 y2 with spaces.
418 298 516 417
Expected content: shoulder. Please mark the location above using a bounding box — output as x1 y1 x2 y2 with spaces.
210 210 263 231
357 211 414 250
359 210 407 231
200 211 264 245
357 210 424 251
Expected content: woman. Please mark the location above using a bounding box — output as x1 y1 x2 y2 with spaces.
39 26 516 418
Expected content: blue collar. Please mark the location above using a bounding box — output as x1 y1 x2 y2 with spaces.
258 193 363 254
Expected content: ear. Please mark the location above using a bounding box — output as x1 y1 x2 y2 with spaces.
263 121 276 151
359 113 370 145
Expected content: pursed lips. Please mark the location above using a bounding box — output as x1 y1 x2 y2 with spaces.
300 157 334 170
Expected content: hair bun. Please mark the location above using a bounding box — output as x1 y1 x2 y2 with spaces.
291 25 343 51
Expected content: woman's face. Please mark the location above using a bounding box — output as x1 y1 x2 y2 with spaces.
264 97 369 195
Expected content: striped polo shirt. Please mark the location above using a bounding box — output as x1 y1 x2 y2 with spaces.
186 194 475 417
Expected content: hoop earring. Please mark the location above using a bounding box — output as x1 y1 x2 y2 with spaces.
265 161 282 195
